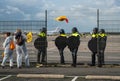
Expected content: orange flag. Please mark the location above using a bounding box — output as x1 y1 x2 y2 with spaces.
55 16 68 23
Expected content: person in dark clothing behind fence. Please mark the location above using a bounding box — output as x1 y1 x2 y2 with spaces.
34 27 47 64
67 27 80 67
88 28 99 66
98 29 107 65
55 29 67 64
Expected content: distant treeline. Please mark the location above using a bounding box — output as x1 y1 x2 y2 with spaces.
106 32 120 35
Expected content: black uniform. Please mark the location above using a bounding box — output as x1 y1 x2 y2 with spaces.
98 29 107 65
34 28 47 64
67 27 80 67
88 28 99 66
55 29 67 64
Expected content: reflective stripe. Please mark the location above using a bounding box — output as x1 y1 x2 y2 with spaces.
60 34 67 37
92 34 96 38
99 33 107 37
38 32 46 37
71 32 79 37
92 34 98 38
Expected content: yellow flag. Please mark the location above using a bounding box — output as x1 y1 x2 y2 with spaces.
27 32 33 43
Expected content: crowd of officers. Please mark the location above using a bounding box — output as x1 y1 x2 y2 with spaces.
55 27 80 67
88 28 107 67
1 27 107 68
35 27 107 67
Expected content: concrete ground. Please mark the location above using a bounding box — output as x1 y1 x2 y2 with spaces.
0 65 120 81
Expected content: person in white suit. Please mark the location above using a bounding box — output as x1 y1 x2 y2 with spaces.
14 29 30 69
1 32 13 69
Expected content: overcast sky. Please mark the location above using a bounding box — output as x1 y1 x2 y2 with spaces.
0 0 120 32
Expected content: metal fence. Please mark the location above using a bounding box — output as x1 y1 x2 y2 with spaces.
46 10 97 64
0 21 46 33
0 20 47 62
0 9 120 65
47 10 97 32
98 9 120 64
46 9 120 65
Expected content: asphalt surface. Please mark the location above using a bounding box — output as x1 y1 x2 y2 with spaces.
0 65 120 81
0 65 120 76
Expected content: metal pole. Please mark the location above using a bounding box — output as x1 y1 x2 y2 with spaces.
97 9 99 31
45 10 47 64
45 10 47 30
97 9 101 66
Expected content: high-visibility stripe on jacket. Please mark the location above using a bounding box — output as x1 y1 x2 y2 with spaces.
99 33 107 37
92 33 99 38
60 34 67 37
38 32 46 37
71 32 80 37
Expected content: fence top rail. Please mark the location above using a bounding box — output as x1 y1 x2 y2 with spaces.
0 20 45 22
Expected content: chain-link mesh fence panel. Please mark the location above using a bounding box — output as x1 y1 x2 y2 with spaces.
47 10 97 64
99 9 120 64
0 20 46 63
0 9 120 66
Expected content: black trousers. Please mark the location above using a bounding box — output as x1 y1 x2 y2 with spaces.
71 48 78 67
59 48 65 64
97 53 102 67
91 52 97 66
37 48 46 63
98 50 105 65
92 51 104 67
100 50 105 64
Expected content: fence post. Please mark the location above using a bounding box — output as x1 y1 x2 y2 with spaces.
97 9 99 54
97 9 101 66
45 10 48 64
97 9 99 31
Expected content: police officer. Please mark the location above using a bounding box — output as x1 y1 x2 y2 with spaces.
88 28 98 66
98 29 107 65
67 27 80 67
55 29 67 64
34 27 47 64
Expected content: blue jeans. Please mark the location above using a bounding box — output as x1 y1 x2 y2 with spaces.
59 48 65 64
37 48 46 63
71 48 78 66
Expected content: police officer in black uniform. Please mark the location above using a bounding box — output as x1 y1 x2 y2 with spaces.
98 29 107 65
88 28 98 66
34 27 47 64
67 27 80 67
55 29 67 64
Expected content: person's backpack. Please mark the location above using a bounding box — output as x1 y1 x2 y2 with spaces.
16 35 24 46
10 40 15 50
